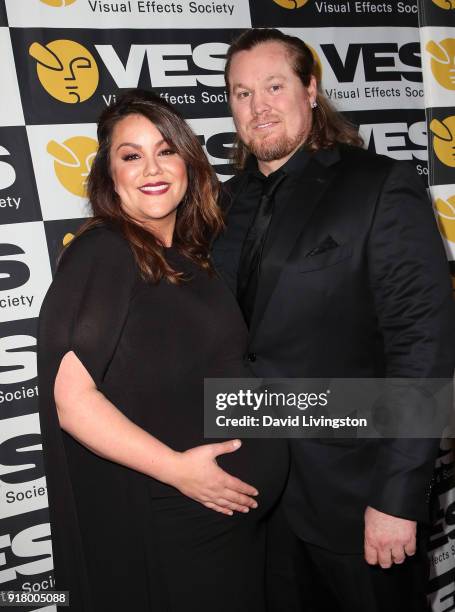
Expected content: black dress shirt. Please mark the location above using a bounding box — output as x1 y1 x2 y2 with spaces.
213 147 310 300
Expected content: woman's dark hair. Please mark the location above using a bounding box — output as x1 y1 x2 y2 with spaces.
224 28 363 170
76 89 223 283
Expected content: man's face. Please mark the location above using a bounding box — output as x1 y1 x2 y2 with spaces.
228 41 317 171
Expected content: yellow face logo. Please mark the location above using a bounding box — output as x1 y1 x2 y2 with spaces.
431 0 455 8
40 0 77 6
47 136 98 197
435 195 455 243
272 0 310 8
63 233 75 246
430 116 455 167
426 39 455 90
29 40 99 103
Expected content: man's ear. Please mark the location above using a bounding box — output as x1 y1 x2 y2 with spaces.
307 74 318 106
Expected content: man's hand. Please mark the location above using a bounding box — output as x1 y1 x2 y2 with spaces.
364 506 416 569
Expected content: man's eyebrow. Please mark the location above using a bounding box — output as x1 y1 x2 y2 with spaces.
265 74 286 81
232 74 287 90
232 82 249 91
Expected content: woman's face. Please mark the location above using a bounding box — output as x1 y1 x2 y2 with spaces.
109 113 188 245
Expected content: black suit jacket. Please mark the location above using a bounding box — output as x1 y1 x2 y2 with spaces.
213 144 455 553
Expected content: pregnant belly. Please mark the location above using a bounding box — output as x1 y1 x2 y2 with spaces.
216 438 289 519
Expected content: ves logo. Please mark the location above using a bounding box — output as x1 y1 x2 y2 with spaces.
272 0 310 8
0 244 30 291
40 0 77 6
434 195 455 243
426 39 455 90
29 40 99 103
0 146 16 191
47 136 98 197
430 116 455 167
431 0 455 8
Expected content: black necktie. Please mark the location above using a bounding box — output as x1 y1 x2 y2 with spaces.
237 170 286 326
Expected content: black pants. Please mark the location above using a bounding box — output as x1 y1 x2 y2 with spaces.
267 505 430 612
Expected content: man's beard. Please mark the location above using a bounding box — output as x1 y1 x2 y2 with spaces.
247 127 307 162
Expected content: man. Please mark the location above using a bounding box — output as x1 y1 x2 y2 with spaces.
212 28 454 611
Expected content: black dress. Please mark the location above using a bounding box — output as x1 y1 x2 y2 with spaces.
38 225 288 612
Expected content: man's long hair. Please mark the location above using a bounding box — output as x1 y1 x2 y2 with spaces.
76 89 223 284
224 29 364 170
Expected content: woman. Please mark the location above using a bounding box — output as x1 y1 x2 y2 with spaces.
38 89 288 612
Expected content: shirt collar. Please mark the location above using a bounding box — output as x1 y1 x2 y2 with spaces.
245 146 311 182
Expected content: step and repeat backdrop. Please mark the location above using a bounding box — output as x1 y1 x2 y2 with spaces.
0 0 453 610
419 2 455 609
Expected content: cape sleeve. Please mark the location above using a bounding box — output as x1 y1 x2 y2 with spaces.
37 226 138 610
40 226 137 388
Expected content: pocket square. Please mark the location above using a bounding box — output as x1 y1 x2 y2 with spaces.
305 235 339 257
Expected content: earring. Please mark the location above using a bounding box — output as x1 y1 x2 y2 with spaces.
311 101 318 109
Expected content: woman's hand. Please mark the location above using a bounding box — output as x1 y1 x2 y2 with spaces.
170 440 259 516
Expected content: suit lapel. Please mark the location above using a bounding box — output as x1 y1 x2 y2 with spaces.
248 148 341 341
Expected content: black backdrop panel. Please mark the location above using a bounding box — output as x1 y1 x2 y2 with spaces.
0 317 38 420
11 28 243 124
427 107 455 188
248 0 419 28
0 127 41 225
0 1 7 27
418 0 455 27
